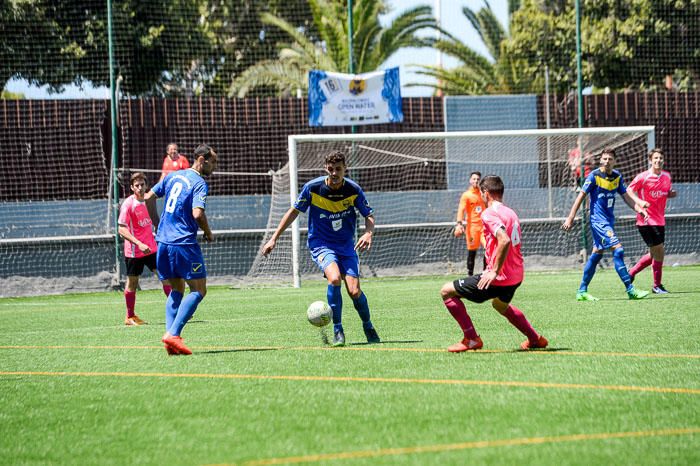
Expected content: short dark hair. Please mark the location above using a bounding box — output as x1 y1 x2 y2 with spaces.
648 147 665 159
470 171 482 178
325 150 346 166
601 148 616 158
479 175 504 197
130 172 147 186
167 143 178 151
194 144 216 160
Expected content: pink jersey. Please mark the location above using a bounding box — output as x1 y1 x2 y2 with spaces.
118 195 157 258
627 169 672 226
481 201 524 286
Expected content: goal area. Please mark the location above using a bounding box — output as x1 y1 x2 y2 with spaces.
249 126 668 287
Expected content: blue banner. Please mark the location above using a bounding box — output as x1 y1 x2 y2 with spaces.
308 67 403 127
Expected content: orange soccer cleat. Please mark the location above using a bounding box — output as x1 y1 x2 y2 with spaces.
448 336 484 353
162 334 192 355
124 315 147 326
521 335 548 350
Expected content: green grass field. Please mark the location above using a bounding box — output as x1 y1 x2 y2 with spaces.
1 267 699 465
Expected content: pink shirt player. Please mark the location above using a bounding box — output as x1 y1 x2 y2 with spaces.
118 195 157 258
481 201 524 286
627 169 672 226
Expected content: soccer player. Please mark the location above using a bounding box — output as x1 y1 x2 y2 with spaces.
440 175 547 352
562 148 650 301
261 150 379 347
159 143 190 182
627 148 677 293
118 172 172 326
454 171 485 276
145 144 217 355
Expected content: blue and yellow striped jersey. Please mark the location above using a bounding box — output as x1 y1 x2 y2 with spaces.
294 176 373 254
581 168 627 226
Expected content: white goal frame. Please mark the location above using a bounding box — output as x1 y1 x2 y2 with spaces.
287 126 656 287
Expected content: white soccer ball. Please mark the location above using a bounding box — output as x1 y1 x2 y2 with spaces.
307 301 332 327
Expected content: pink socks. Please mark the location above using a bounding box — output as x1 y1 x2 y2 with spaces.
443 297 478 339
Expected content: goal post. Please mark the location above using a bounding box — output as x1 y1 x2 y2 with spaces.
260 126 658 287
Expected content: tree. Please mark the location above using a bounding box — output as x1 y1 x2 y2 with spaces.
502 0 700 93
1 0 314 97
231 0 437 97
411 0 530 95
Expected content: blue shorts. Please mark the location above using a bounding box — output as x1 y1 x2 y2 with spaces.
590 221 620 250
310 246 360 277
156 243 207 280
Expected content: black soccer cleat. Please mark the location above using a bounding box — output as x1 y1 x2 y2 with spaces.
332 329 346 347
363 327 381 344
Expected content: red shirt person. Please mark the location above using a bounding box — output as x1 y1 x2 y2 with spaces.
439 175 548 352
159 143 190 182
627 148 677 293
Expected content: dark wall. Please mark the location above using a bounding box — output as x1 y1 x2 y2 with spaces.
2 93 699 201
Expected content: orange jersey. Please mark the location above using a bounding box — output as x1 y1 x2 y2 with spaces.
161 154 190 176
456 187 485 228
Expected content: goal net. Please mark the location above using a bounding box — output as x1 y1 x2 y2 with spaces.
250 127 667 287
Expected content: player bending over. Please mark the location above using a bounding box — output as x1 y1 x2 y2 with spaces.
563 148 650 301
118 172 172 325
440 175 548 352
627 148 677 293
145 144 217 355
262 150 379 347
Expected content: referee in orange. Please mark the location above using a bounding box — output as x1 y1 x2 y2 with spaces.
454 171 485 276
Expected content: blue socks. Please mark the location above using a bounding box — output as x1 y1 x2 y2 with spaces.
328 285 374 332
168 291 203 336
352 292 373 330
613 247 633 290
580 252 603 292
328 285 343 330
165 290 183 330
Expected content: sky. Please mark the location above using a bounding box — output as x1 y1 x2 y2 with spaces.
5 0 510 99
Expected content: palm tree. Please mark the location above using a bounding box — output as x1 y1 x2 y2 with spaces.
231 0 436 97
413 0 527 95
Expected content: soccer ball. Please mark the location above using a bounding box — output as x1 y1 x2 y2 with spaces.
307 301 332 327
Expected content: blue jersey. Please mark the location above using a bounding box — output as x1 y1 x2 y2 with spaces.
151 169 208 245
582 168 627 226
294 176 373 255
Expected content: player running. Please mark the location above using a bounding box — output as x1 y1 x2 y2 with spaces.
440 175 548 352
454 171 485 276
262 150 379 347
627 148 677 293
118 172 172 326
145 144 217 355
562 148 650 301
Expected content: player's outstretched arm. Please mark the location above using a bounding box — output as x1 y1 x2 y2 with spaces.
622 193 649 221
143 191 160 230
562 191 586 231
625 189 649 209
262 207 300 256
193 207 214 243
355 215 375 252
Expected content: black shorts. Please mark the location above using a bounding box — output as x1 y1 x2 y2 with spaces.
125 254 157 276
453 274 521 304
638 225 665 247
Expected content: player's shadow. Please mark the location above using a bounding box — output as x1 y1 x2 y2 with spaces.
514 347 571 353
154 319 206 325
349 339 423 346
196 347 280 355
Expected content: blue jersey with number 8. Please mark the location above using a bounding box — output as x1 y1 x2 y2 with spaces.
152 169 208 245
